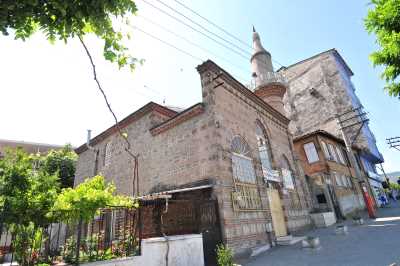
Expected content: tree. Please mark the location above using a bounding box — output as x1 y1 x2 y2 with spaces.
0 0 138 70
0 149 58 265
365 0 400 98
41 145 77 189
0 149 58 228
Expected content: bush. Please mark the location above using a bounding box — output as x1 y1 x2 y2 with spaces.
216 244 234 266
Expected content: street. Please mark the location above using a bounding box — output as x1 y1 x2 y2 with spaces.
244 202 400 266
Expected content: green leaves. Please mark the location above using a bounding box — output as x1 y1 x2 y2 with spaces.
50 175 136 222
41 144 77 189
0 0 138 70
365 0 400 98
0 148 58 227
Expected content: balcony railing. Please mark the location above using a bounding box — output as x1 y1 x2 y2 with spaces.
247 72 288 91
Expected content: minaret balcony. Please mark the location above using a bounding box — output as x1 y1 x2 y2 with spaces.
248 72 288 91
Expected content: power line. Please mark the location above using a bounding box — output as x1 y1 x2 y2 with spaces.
137 14 252 77
133 25 203 62
131 25 250 84
139 0 249 60
153 0 252 56
173 0 252 49
140 0 313 89
157 0 312 88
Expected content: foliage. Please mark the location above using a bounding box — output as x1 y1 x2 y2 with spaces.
216 244 234 266
50 175 137 222
365 0 400 98
0 148 58 227
0 0 139 70
389 182 400 190
41 145 77 189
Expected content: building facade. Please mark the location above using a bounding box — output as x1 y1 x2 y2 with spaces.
75 30 312 257
279 49 385 201
293 130 365 218
0 139 64 158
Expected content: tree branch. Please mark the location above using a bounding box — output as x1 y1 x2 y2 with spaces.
78 36 139 196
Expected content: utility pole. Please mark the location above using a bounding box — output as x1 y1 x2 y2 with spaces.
336 106 376 218
387 136 400 151
335 106 368 182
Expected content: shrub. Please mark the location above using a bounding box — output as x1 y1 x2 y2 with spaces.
216 244 234 266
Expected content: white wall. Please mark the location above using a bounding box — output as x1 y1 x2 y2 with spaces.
82 234 204 266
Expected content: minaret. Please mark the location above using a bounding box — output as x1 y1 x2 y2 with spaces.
250 27 287 115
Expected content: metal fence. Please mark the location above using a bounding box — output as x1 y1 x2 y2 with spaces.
0 207 140 265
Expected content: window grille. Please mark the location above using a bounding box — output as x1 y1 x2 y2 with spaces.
230 136 263 211
232 182 262 211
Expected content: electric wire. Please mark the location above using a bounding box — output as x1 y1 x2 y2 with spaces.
131 25 250 84
173 0 253 49
137 14 252 77
139 0 250 60
153 0 252 56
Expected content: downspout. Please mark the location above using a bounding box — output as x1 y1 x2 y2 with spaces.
160 198 170 266
86 130 99 176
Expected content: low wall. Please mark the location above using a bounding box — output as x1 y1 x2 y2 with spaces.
82 234 204 266
338 194 364 216
310 212 336 228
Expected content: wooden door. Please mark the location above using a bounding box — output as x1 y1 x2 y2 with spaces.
268 188 287 237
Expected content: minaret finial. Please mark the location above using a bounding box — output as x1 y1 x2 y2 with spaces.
252 25 256 33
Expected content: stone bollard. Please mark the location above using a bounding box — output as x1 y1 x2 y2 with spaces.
335 225 348 235
301 236 321 249
353 218 364 225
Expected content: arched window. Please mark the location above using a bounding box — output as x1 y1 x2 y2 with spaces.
281 155 295 189
255 121 273 171
231 136 256 184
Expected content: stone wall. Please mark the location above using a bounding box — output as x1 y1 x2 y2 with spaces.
81 234 204 266
197 64 311 254
281 50 382 162
75 60 312 257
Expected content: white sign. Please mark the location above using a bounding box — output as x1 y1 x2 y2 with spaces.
282 168 294 189
263 167 281 183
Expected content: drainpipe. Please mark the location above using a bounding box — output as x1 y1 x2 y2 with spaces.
86 130 99 176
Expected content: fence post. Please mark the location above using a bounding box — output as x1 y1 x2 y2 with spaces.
75 218 83 265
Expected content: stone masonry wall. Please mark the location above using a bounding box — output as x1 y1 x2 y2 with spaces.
75 105 218 196
197 67 311 254
281 51 379 158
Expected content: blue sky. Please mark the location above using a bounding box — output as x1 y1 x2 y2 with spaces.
0 0 399 172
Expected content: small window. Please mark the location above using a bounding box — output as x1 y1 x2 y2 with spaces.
333 172 341 186
320 141 331 160
328 143 339 162
316 194 327 204
341 149 350 166
104 142 112 166
282 168 294 189
335 146 345 165
303 142 319 163
341 175 348 187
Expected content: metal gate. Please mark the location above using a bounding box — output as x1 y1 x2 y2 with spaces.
198 200 223 266
140 198 222 266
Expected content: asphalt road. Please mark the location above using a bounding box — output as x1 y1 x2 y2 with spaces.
244 202 400 266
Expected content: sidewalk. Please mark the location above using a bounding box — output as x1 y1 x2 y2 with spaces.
243 202 400 266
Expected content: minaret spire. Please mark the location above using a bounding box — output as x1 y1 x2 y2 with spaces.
250 27 287 116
